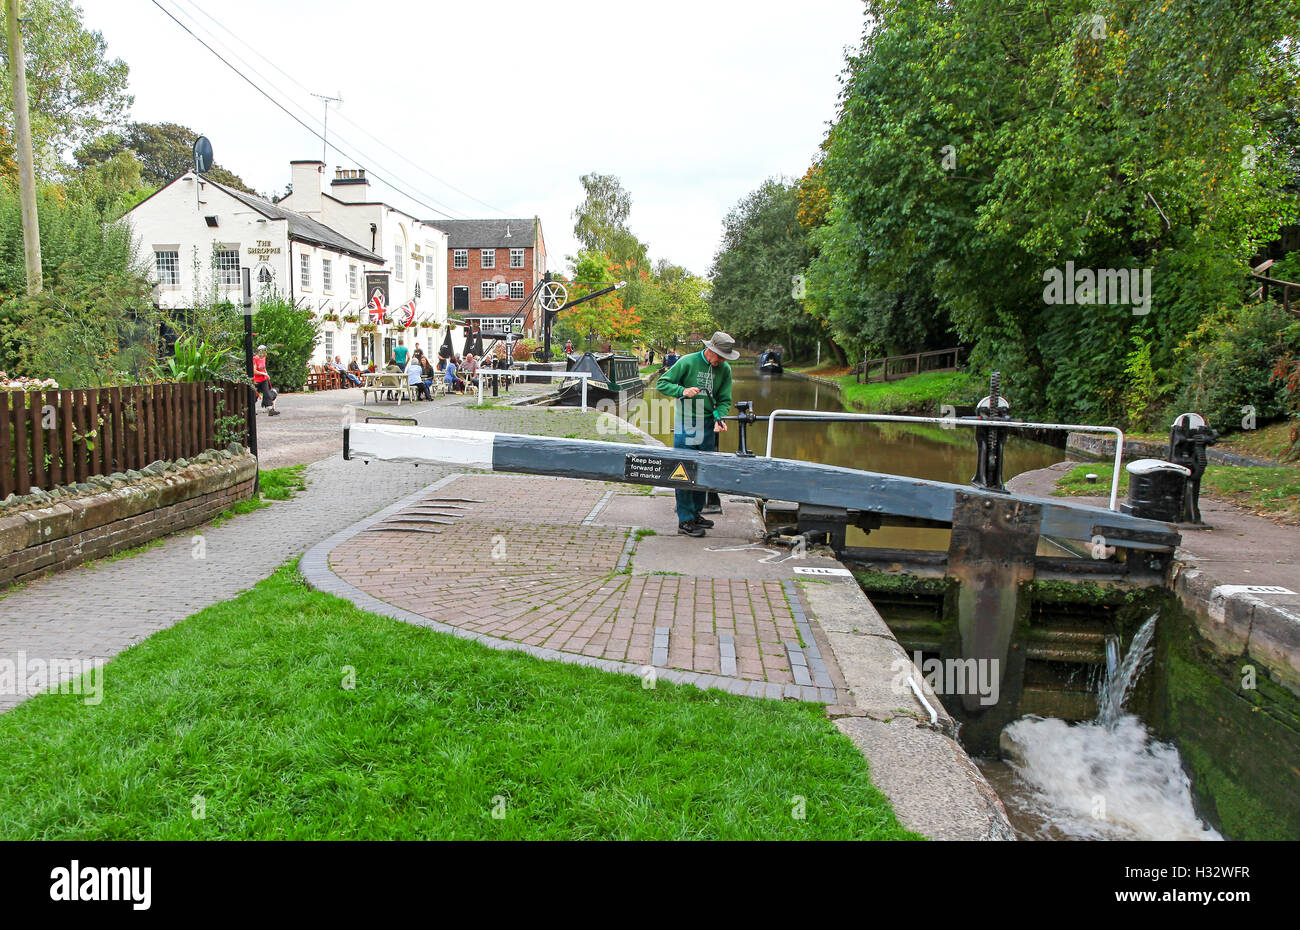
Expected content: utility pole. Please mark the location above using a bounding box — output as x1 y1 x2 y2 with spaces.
4 0 41 294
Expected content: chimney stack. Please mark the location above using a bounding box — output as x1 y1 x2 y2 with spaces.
289 160 324 215
330 166 371 204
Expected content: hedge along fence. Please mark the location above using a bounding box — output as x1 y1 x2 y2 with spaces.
0 381 251 498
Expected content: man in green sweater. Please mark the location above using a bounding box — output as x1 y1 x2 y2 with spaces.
655 331 739 536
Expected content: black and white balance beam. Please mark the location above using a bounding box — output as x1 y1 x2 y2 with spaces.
343 423 1180 551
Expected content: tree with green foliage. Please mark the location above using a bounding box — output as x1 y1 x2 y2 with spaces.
0 181 155 381
0 0 131 178
75 121 256 193
815 0 1300 426
571 172 648 267
709 178 816 356
637 260 714 352
252 293 320 393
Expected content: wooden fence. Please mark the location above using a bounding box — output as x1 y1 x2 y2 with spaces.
1 380 250 498
1247 259 1299 317
856 347 963 383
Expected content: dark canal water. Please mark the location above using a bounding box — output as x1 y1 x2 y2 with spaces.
639 368 1067 549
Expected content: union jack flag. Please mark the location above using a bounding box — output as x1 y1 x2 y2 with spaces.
397 299 417 327
368 294 387 321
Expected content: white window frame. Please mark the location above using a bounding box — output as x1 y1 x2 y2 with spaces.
453 249 468 269
322 257 333 293
299 253 312 290
510 248 525 269
323 330 334 359
480 248 495 269
349 264 358 296
509 281 525 300
154 249 180 287
393 245 404 282
426 246 436 286
216 247 240 288
480 281 495 300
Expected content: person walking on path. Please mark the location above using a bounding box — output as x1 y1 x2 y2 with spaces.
253 345 280 416
393 342 410 368
655 331 737 536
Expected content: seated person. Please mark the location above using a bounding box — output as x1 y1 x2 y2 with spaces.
418 352 436 393
444 357 465 394
335 355 361 386
406 357 430 400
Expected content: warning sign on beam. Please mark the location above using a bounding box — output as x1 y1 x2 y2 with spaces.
624 453 698 485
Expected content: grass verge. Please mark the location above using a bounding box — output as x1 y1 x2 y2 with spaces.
209 465 307 526
0 563 915 840
1054 462 1300 524
785 369 979 416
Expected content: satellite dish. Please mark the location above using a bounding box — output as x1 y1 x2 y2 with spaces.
193 136 214 175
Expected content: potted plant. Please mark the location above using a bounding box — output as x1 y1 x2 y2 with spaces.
359 323 378 334
342 313 360 325
419 320 435 330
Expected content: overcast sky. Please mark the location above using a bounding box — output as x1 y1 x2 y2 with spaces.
80 0 866 276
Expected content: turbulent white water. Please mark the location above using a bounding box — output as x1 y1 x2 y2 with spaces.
1000 715 1221 840
999 613 1221 841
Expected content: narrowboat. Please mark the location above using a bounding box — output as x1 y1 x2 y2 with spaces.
556 352 645 407
756 350 784 375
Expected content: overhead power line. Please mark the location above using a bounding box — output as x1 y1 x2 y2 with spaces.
148 0 482 221
175 0 511 217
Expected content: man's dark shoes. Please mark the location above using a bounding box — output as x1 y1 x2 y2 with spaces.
677 521 706 537
691 516 714 528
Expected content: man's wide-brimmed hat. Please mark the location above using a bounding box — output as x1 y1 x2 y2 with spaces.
702 331 740 361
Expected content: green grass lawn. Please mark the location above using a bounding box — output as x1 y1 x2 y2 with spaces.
0 564 915 840
1054 462 1300 524
1124 420 1298 465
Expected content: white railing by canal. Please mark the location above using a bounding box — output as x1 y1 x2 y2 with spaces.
763 409 1126 511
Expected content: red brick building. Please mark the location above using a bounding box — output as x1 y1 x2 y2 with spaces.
424 218 548 337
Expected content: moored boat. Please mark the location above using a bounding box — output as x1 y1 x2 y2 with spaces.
556 352 645 407
756 350 784 375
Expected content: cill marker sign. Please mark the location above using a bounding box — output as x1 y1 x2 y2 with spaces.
625 453 698 485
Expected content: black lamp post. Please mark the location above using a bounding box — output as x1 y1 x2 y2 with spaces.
241 267 259 494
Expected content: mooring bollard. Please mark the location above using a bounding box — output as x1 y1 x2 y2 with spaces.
971 371 1011 493
1168 412 1217 523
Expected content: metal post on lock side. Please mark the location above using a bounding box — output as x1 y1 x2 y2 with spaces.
971 371 1009 493
734 401 756 457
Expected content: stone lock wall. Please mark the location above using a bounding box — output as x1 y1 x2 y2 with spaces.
0 451 257 587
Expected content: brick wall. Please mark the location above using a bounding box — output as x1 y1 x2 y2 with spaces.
446 245 540 333
0 454 257 587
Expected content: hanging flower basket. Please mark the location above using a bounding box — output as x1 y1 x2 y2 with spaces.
341 314 360 324
359 323 378 334
321 313 340 323
419 320 435 330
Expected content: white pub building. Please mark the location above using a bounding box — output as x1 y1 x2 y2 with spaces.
125 159 456 377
